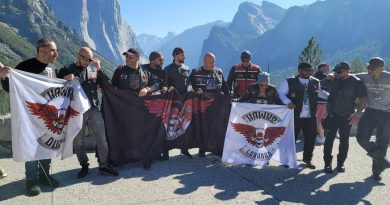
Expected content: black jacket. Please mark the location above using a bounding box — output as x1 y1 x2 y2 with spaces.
239 83 282 105
164 62 190 94
188 66 229 94
111 64 153 92
57 63 109 108
287 75 319 118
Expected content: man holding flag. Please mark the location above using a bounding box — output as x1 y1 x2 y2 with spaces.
0 38 60 196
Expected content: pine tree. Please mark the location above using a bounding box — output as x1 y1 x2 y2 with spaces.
299 37 322 69
351 56 365 74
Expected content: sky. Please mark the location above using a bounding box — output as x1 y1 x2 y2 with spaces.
120 0 317 37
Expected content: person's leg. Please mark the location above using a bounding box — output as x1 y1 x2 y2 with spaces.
336 116 352 172
25 160 40 196
356 109 377 153
323 115 338 172
316 104 327 144
73 112 89 178
372 112 390 180
89 108 118 175
302 117 317 169
38 159 59 187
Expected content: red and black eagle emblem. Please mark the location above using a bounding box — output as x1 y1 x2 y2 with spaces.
26 101 80 135
231 123 286 148
144 96 214 139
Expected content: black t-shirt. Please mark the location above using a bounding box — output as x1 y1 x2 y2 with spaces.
1 58 51 92
327 75 367 116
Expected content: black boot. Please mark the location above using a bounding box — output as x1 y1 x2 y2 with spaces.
160 151 169 161
78 163 89 178
26 179 41 196
181 149 193 159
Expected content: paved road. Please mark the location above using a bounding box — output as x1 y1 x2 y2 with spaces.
0 137 389 205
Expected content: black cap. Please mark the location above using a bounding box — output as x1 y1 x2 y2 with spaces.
123 48 139 56
241 50 251 60
333 61 351 72
172 47 184 57
149 51 162 62
298 62 312 70
367 57 384 69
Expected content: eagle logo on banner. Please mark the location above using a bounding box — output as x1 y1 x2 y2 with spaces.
231 123 286 148
144 95 214 140
26 101 80 135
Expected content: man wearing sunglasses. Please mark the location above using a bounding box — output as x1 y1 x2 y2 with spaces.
57 47 118 178
144 51 167 92
356 57 390 181
278 62 319 169
323 62 367 174
227 50 261 98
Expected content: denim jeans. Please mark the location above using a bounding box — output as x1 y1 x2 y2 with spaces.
323 114 352 167
356 108 390 167
73 107 108 167
25 159 51 180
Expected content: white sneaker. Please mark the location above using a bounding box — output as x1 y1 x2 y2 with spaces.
316 136 325 145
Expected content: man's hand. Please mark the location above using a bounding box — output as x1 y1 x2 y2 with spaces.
327 73 335 81
162 86 168 93
196 88 203 95
92 58 101 71
0 62 10 78
287 103 296 109
347 112 362 125
64 74 75 81
168 86 175 92
139 87 150 97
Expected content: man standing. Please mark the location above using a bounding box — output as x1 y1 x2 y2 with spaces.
323 62 367 173
227 50 261 98
58 47 118 178
0 62 9 180
163 47 192 159
313 63 330 145
0 38 59 196
356 57 390 181
189 52 229 157
111 48 155 169
144 51 167 92
278 62 319 169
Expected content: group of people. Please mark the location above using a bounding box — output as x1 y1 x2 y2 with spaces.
0 38 389 196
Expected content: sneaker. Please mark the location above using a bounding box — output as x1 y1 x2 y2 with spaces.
303 160 316 169
198 150 206 158
39 174 59 188
337 165 345 173
181 150 193 159
0 168 7 179
26 179 41 196
316 136 325 145
99 166 119 176
143 162 151 170
324 165 333 173
77 164 89 178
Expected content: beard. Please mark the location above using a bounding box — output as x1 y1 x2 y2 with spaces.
178 59 185 64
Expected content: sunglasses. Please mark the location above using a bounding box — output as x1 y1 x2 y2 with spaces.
241 59 250 63
260 84 268 87
79 54 93 62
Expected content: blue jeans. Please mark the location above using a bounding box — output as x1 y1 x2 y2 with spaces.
356 108 390 165
25 159 51 180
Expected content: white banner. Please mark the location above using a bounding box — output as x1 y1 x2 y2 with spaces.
222 103 297 168
9 69 90 162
